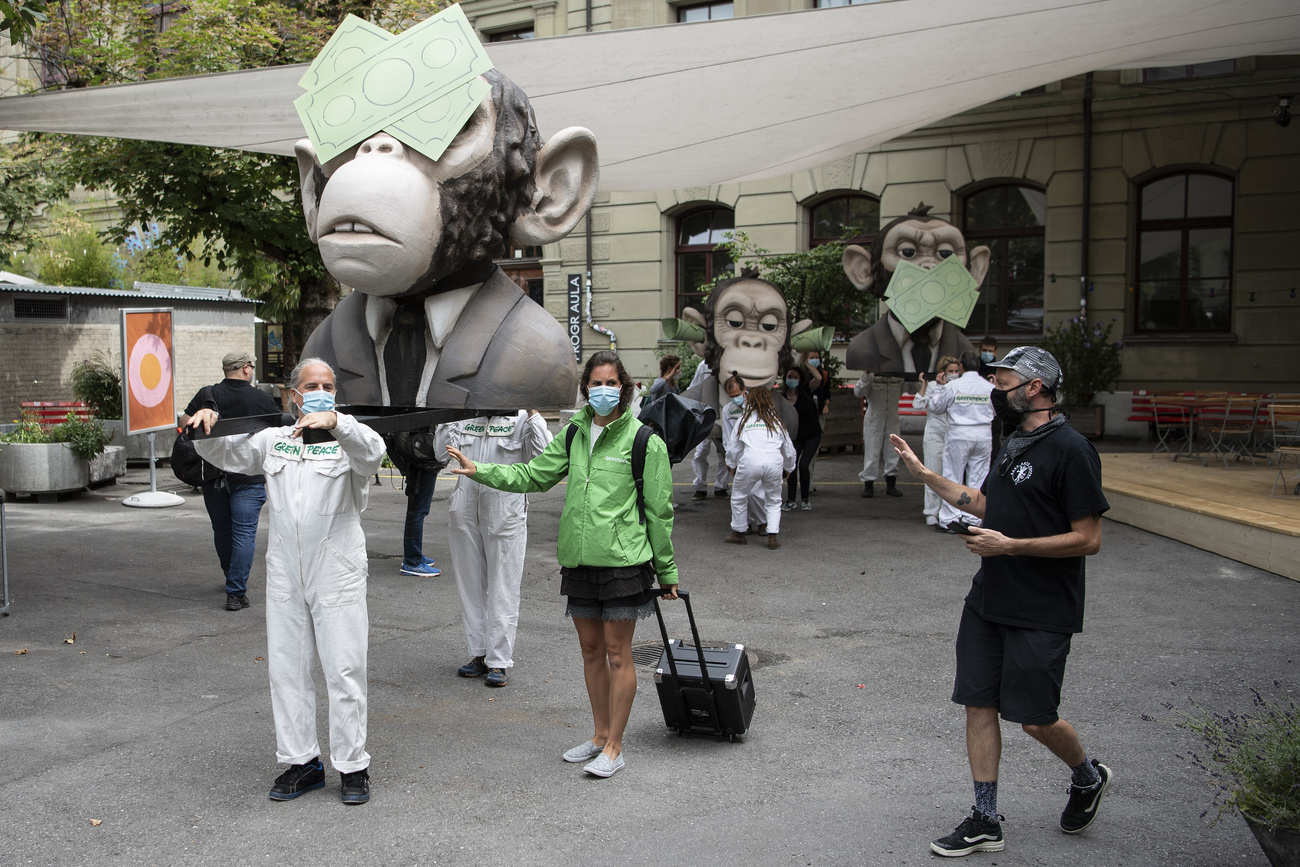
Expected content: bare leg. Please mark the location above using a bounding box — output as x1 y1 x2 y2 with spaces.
1022 718 1086 767
966 706 1002 781
573 616 610 748
600 618 639 759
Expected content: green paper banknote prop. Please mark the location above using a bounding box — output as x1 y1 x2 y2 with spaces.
883 258 981 333
789 325 835 354
661 317 707 344
295 7 494 164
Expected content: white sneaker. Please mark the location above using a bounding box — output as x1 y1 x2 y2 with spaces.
583 752 625 778
562 740 603 763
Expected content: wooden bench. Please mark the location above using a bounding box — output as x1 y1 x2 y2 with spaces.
20 401 94 428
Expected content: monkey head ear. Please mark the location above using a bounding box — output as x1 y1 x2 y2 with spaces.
681 307 708 359
510 127 600 246
842 244 875 293
295 139 325 244
966 245 992 288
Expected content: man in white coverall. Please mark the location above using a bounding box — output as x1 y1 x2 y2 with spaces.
434 411 552 688
188 358 386 806
929 351 996 530
854 372 904 498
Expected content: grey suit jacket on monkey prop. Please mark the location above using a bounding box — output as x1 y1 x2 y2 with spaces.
302 267 580 409
845 314 974 376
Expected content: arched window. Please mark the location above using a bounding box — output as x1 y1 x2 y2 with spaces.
675 206 735 315
809 193 879 248
962 184 1046 334
1136 172 1233 332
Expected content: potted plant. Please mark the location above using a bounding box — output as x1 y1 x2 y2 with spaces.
0 411 116 500
1169 685 1300 866
1037 316 1125 439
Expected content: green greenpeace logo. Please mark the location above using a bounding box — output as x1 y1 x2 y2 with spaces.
272 439 304 459
303 443 341 461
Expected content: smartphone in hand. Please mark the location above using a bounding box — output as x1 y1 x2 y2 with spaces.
948 520 977 536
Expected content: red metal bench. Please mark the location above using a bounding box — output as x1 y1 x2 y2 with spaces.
20 401 94 428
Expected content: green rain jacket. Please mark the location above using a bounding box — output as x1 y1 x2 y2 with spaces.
471 405 678 585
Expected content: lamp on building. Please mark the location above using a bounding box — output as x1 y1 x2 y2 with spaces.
1276 95 1292 128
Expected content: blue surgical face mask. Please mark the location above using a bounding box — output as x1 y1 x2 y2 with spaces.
587 385 621 417
807 357 821 368
731 395 744 407
296 389 335 414
980 351 995 363
785 378 800 390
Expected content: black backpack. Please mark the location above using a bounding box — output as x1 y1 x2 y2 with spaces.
170 428 221 488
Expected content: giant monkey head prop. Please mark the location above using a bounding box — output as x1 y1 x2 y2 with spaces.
294 44 598 411
679 269 811 389
841 203 991 375
296 69 598 297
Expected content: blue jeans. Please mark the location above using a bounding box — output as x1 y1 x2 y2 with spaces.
402 470 437 568
201 480 267 597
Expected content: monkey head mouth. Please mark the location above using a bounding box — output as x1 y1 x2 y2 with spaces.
322 218 399 246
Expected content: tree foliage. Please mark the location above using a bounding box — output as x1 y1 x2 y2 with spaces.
18 0 436 365
0 136 70 263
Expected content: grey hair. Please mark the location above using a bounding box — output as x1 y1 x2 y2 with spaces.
289 357 336 391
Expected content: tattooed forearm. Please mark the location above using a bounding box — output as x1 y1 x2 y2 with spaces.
957 492 972 506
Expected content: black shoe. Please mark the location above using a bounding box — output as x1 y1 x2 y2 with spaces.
714 489 730 498
885 476 903 497
1060 761 1112 833
226 594 250 611
485 667 508 687
269 757 325 801
340 768 370 805
930 807 1004 857
862 482 874 498
691 490 707 501
458 656 488 678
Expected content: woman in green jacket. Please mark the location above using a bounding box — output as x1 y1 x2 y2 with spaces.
446 350 679 779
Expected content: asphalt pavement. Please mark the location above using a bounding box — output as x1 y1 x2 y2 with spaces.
1 432 1295 866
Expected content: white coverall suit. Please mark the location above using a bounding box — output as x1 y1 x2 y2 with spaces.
726 416 796 535
688 362 730 494
434 412 552 669
854 373 903 482
195 413 386 773
929 370 995 527
911 382 952 525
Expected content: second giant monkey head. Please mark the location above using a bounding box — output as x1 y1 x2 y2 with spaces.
680 270 811 388
842 203 991 306
295 69 599 298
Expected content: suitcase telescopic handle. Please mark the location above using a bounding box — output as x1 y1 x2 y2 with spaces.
652 588 713 696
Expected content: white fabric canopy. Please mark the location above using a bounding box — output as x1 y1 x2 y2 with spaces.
1 0 1296 191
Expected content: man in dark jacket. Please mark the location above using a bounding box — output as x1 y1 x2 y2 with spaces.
181 350 283 610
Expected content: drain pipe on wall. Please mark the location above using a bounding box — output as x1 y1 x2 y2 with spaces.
1079 71 1094 323
580 0 616 351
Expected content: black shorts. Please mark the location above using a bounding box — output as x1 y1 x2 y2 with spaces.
951 603 1073 725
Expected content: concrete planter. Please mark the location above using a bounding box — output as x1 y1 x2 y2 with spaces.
0 441 90 499
102 420 179 462
89 445 127 486
1243 813 1300 867
1063 404 1106 440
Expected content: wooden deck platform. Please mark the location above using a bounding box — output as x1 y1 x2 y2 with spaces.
1099 452 1300 581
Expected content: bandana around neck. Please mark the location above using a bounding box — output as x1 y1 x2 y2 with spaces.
998 412 1069 476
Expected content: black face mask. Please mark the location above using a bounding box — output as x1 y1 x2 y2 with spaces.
990 382 1030 426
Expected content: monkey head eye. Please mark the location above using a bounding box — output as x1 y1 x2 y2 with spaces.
759 313 780 332
898 244 918 259
724 310 745 329
937 247 956 260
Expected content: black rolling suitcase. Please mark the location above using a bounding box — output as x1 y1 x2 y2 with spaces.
652 590 755 741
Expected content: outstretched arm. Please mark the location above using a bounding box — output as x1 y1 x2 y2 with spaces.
889 433 985 520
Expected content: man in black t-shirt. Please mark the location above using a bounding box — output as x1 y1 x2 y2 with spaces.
181 351 283 611
890 346 1113 858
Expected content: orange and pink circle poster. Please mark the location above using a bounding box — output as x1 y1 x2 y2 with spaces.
120 309 177 434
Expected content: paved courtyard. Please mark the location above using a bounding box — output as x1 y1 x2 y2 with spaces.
1 436 1294 865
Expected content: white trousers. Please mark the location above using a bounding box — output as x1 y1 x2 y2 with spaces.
692 435 730 491
731 459 784 534
265 567 370 774
938 432 993 526
449 489 528 669
859 389 901 482
921 423 947 524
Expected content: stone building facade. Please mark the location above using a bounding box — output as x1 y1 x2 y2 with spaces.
0 284 260 423
464 0 1300 406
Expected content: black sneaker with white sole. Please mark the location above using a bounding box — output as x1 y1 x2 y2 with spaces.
340 768 370 805
930 808 1005 857
1060 760 1112 833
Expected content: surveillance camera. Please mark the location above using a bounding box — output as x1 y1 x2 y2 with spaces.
1277 96 1293 129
